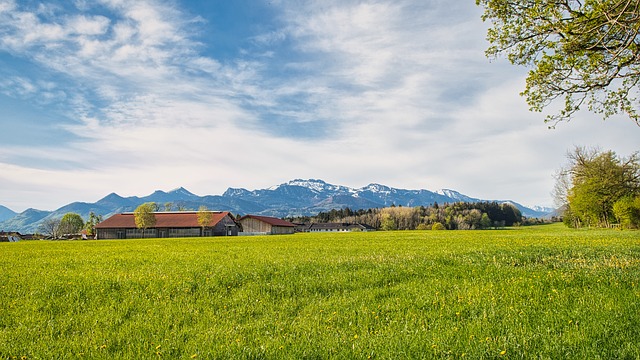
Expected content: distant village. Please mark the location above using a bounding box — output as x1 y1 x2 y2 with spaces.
94 211 376 240
0 198 548 242
1 211 375 242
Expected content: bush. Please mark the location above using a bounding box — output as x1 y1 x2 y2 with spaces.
416 223 430 230
432 222 446 231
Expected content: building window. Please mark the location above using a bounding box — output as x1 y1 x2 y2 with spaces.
168 228 201 237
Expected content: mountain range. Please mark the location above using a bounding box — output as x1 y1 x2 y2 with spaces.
0 179 555 233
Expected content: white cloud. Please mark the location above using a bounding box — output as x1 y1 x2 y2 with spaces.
0 76 36 97
67 14 110 35
0 0 16 13
0 0 637 213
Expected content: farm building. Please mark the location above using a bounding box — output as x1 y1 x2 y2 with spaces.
0 231 21 242
95 211 239 239
307 223 376 232
238 215 296 235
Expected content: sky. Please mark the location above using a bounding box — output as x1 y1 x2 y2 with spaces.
0 0 638 213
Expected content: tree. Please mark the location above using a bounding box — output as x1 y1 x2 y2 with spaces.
612 196 640 228
380 212 397 231
134 202 157 238
557 147 640 227
39 217 62 239
59 213 84 235
477 0 640 127
501 203 522 226
480 213 492 229
197 206 213 236
84 212 103 238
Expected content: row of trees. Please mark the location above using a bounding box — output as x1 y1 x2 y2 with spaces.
288 202 525 231
555 147 640 228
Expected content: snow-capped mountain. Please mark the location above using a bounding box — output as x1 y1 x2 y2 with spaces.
528 205 556 214
269 179 352 194
0 179 554 233
222 179 550 218
435 189 479 203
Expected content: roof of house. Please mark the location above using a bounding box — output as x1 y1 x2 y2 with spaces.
95 211 234 229
308 223 375 230
238 215 295 227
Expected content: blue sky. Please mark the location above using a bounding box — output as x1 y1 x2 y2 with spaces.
0 0 638 212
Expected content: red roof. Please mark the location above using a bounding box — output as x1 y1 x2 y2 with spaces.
95 211 233 229
238 215 295 227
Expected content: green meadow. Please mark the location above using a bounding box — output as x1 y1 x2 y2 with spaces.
1 224 639 359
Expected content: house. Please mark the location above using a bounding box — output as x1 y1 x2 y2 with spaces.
0 231 21 242
307 223 376 232
238 215 296 235
293 222 310 233
95 211 239 239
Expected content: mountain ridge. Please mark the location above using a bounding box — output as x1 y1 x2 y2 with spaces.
0 179 554 233
0 205 17 222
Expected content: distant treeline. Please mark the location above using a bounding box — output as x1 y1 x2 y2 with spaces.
287 202 549 230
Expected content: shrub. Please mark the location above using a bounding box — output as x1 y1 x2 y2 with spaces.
416 223 430 230
432 222 446 231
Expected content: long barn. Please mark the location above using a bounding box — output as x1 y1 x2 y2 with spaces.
95 211 239 239
237 215 295 235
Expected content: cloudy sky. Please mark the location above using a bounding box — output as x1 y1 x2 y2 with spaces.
0 0 637 213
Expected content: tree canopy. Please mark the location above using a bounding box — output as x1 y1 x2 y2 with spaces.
84 212 103 237
477 0 640 127
39 218 62 239
59 213 84 235
557 147 640 228
288 201 527 231
197 206 213 231
134 202 157 237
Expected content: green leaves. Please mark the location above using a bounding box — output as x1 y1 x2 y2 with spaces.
478 0 640 126
197 205 213 231
134 202 157 233
560 147 640 227
59 213 84 235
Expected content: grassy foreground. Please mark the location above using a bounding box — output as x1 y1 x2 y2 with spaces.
1 224 639 359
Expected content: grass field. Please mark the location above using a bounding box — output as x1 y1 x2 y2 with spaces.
1 224 639 359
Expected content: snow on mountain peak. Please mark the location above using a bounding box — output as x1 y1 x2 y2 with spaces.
223 187 251 197
360 183 392 194
528 205 555 213
268 179 326 192
288 178 325 187
282 179 345 193
435 189 476 202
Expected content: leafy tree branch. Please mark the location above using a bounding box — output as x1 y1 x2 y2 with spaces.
477 0 640 126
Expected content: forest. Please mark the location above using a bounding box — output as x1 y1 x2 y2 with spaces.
287 201 540 230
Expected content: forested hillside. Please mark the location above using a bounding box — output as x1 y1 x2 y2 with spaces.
287 201 546 230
